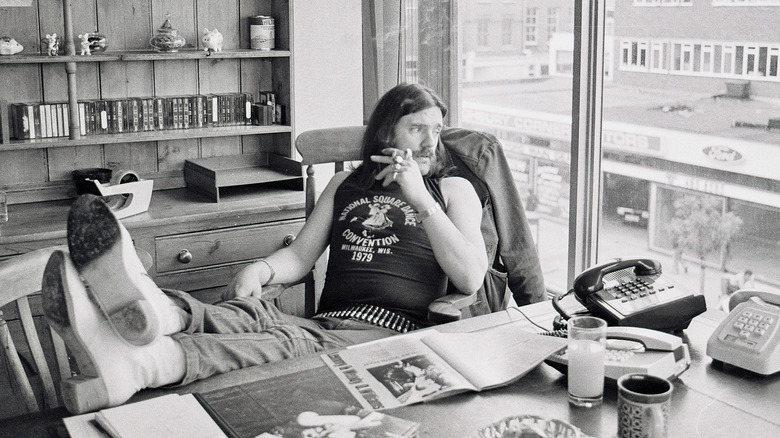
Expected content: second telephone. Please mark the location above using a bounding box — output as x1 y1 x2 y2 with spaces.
545 326 691 382
563 258 707 333
707 290 780 375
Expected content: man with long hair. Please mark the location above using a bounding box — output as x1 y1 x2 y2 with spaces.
42 83 488 414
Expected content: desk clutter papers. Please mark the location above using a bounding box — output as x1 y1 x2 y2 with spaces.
197 366 418 438
62 393 229 438
255 410 419 438
321 321 568 410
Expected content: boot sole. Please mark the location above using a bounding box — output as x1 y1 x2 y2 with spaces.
67 194 159 346
42 251 110 414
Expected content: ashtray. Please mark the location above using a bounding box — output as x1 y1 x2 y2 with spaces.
474 415 589 438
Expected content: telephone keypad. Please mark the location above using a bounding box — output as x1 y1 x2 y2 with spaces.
609 278 676 307
730 310 776 344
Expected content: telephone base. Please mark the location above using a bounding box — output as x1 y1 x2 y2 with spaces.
588 293 707 334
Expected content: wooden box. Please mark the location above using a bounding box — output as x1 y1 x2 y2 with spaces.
184 154 303 202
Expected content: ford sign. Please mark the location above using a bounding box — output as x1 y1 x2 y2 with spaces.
703 145 743 164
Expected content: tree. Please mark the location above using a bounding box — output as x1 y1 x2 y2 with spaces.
668 195 743 294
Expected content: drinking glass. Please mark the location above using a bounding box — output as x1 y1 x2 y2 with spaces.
567 316 607 407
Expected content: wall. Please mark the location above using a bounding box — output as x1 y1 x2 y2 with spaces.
292 1 363 139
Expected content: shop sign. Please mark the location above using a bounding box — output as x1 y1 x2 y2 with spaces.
702 145 743 164
667 173 725 196
602 130 662 153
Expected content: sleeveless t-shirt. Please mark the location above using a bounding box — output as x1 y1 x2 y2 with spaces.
318 173 448 325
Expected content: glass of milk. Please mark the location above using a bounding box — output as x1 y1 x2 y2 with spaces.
567 316 607 407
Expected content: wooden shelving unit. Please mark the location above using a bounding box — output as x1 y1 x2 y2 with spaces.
0 0 296 204
0 0 304 297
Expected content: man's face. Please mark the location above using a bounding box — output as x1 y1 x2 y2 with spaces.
392 106 443 176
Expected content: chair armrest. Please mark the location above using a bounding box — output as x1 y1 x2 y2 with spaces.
427 292 477 325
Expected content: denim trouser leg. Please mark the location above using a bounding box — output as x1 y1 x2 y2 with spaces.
163 290 396 385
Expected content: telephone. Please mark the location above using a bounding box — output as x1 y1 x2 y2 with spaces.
706 289 780 375
559 257 707 333
545 326 691 382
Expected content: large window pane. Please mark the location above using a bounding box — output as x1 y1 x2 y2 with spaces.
457 0 576 295
598 2 780 312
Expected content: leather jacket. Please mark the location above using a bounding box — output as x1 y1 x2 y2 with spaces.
439 128 546 309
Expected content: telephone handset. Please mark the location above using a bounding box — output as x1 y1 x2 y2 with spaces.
706 289 780 375
545 326 691 382
567 257 707 333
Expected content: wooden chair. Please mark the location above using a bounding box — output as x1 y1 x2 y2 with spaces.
290 126 476 322
0 245 72 414
0 245 154 414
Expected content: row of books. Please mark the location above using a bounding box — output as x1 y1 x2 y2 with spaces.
9 92 281 140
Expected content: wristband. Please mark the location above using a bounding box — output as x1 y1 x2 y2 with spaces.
256 258 276 285
415 203 442 223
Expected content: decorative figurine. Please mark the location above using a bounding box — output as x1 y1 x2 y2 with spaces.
0 36 23 55
201 28 223 52
83 32 108 53
150 13 186 52
78 33 91 55
42 33 59 56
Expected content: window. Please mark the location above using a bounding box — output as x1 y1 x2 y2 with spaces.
477 18 489 47
650 42 666 71
396 0 780 300
501 17 513 46
548 8 559 41
633 0 692 5
525 8 537 46
712 0 780 5
620 40 649 70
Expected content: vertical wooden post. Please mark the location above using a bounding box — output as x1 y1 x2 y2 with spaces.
0 100 10 144
62 0 80 139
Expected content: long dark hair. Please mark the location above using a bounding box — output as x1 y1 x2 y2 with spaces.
352 83 449 188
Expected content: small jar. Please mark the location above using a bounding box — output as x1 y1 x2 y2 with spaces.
150 13 186 52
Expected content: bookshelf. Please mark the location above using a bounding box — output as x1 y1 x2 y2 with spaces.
0 0 295 203
0 0 305 302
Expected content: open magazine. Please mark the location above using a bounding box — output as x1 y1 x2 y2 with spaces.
321 321 568 410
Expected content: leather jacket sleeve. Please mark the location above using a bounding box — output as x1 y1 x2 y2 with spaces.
440 128 546 306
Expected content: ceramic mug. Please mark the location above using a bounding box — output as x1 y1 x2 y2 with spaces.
617 373 673 438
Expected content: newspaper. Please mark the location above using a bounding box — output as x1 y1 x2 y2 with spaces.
322 321 567 410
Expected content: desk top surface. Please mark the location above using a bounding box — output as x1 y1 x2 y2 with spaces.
3 299 780 438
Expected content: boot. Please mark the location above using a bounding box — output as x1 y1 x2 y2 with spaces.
67 194 187 345
42 250 186 414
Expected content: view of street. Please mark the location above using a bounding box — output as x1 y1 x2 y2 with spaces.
534 214 780 310
463 81 780 308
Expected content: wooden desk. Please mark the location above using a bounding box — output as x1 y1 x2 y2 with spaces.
2 300 780 438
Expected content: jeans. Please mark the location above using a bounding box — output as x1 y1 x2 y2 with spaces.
164 290 397 385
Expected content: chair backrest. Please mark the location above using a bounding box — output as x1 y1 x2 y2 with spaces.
0 245 72 415
295 126 366 218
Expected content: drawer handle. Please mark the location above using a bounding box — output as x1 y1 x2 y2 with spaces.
283 234 296 246
177 249 193 264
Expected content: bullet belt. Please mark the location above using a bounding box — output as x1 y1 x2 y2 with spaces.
315 304 420 333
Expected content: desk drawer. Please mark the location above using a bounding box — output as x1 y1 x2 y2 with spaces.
155 219 303 273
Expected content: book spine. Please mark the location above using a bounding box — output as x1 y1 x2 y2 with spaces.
62 103 70 137
56 103 65 137
78 102 86 136
39 104 49 138
9 103 32 139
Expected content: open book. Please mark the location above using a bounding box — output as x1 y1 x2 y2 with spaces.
321 321 568 410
